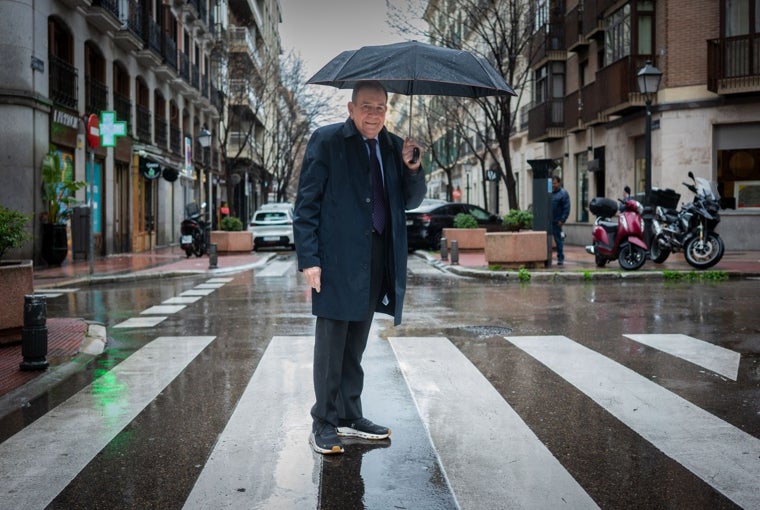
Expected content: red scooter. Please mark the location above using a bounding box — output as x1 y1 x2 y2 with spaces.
585 196 648 270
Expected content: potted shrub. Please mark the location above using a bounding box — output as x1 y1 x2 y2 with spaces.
40 149 86 266
442 213 486 250
211 215 252 252
502 209 533 231
0 206 33 335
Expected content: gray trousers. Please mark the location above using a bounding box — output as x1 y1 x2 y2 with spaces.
311 230 387 428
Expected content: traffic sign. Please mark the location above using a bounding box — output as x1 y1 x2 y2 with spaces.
86 114 100 149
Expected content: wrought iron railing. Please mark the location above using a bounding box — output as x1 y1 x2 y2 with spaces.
707 35 760 92
136 104 152 142
113 92 132 133
85 76 109 114
155 117 168 148
48 55 78 110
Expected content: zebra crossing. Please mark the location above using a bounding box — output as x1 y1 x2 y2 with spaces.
0 328 756 509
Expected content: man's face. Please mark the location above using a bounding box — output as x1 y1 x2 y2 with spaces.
348 87 387 139
552 178 560 191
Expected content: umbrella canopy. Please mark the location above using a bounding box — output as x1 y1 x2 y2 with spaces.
307 40 516 98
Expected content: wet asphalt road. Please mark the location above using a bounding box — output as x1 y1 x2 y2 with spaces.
1 253 759 509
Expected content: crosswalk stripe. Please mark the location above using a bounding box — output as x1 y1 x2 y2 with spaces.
112 316 167 328
505 335 760 509
624 333 740 381
184 336 317 509
0 336 215 510
390 336 599 510
140 305 186 315
254 260 294 277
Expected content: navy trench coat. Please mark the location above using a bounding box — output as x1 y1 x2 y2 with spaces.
294 119 426 325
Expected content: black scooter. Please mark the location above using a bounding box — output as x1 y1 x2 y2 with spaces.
180 202 208 257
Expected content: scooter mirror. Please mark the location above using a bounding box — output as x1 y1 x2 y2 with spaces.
688 171 694 180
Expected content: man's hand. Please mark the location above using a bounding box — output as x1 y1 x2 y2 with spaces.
402 137 422 172
303 266 321 293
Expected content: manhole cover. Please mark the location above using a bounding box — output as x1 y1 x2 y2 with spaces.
457 325 513 337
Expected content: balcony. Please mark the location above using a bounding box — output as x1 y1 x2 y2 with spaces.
564 89 582 132
49 55 78 110
708 35 760 94
565 5 589 52
85 77 109 115
113 92 132 134
155 117 168 148
86 0 122 33
531 23 566 69
227 27 262 70
112 2 143 52
170 125 182 155
136 104 152 143
596 54 653 116
135 17 163 67
579 82 607 126
171 53 195 96
581 0 619 41
528 98 565 142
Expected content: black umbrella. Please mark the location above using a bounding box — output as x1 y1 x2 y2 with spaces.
307 40 516 131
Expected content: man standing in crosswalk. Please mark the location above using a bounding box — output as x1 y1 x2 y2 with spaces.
294 81 427 454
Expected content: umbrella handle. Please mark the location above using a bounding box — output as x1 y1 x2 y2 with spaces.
411 147 420 164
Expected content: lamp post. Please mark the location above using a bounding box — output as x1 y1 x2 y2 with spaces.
198 127 212 226
637 60 663 198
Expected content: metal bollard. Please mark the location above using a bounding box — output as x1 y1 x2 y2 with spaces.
20 294 49 371
450 239 459 265
208 243 218 269
440 237 448 261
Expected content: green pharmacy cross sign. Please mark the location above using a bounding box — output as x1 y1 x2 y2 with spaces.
100 111 127 147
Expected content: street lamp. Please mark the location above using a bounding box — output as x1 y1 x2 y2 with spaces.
637 60 663 198
198 127 212 223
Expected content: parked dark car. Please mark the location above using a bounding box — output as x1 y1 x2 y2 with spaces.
405 202 501 251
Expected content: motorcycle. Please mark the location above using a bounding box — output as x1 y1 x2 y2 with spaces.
180 202 208 258
648 171 724 269
585 195 648 270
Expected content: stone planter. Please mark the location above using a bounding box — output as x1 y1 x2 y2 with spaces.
442 228 486 250
210 231 253 253
0 259 34 339
485 231 548 266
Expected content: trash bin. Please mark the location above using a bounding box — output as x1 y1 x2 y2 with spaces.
72 206 90 260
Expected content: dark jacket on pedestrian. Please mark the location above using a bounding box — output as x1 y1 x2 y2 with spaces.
552 186 571 224
294 119 427 325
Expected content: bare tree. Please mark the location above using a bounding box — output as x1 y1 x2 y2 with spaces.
389 0 536 210
270 51 333 202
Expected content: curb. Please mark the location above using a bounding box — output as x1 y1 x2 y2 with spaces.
0 321 107 421
414 251 760 281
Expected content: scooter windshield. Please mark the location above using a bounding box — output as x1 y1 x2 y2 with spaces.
695 177 720 200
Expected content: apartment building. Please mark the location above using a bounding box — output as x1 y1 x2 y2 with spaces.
516 0 760 249
0 0 282 262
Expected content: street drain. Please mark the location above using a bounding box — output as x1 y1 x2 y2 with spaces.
457 325 513 337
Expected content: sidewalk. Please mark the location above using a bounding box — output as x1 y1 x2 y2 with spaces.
0 246 275 414
2 243 759 413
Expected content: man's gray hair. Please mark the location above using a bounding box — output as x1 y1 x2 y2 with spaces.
351 81 388 103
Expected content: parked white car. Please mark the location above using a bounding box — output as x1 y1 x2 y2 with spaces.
248 204 295 251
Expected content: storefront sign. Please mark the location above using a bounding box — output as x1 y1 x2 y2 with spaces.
139 158 162 180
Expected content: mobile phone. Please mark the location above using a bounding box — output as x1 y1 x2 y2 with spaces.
410 147 420 164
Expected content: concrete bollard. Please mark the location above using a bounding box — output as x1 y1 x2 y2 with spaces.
208 243 218 269
440 237 448 261
450 239 459 265
20 294 49 371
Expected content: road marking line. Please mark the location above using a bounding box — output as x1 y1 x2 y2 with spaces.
0 336 215 510
505 335 760 509
141 305 186 315
184 336 317 509
180 289 215 296
194 283 226 289
254 261 294 277
112 316 167 328
624 333 740 381
163 296 202 304
206 278 233 283
390 336 599 510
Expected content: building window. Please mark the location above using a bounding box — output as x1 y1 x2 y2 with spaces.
604 4 631 65
637 1 655 54
534 0 548 33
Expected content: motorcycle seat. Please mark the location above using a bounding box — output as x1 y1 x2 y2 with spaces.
600 220 618 230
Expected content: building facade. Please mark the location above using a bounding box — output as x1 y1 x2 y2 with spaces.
422 0 760 250
0 0 283 263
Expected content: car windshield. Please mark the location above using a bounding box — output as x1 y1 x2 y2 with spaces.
254 211 288 222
